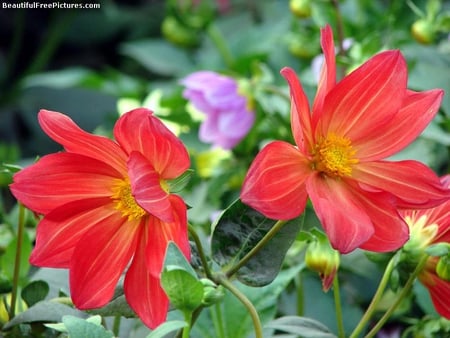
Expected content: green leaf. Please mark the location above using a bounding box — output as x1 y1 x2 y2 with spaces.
120 39 194 76
146 320 188 338
266 316 337 338
211 199 302 286
3 301 87 330
63 315 114 338
167 169 194 193
161 269 204 313
192 265 302 338
87 294 136 318
21 280 49 307
1 230 32 284
163 241 196 276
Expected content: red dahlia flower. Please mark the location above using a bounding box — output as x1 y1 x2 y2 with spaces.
10 108 191 329
241 25 448 254
402 175 450 318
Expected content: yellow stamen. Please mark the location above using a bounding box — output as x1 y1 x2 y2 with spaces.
111 179 146 221
313 133 359 178
404 213 438 249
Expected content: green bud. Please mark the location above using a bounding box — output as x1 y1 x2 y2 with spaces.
305 230 340 291
411 19 436 44
289 0 312 18
436 254 450 282
200 278 224 306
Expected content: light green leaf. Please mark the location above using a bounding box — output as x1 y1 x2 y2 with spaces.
266 316 337 338
146 320 188 338
63 315 114 338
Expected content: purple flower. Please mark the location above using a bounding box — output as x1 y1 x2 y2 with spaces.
180 71 255 149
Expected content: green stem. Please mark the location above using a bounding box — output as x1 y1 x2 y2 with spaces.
112 315 121 337
216 274 263 338
9 203 26 319
364 255 429 338
188 224 213 279
206 24 235 69
349 256 397 338
210 303 226 338
182 311 192 338
296 272 304 316
225 220 287 278
333 274 345 338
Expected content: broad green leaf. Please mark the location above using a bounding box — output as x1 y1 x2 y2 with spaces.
211 199 302 286
63 315 114 338
147 320 188 338
266 316 336 338
161 269 204 313
3 301 87 330
21 280 49 307
120 39 194 76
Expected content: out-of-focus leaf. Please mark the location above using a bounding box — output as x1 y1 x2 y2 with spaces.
120 39 194 76
266 316 336 338
3 301 87 329
211 199 302 286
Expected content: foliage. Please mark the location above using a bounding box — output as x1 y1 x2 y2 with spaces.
0 0 449 337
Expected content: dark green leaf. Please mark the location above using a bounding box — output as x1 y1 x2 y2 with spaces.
266 316 337 338
211 199 302 286
4 301 87 329
146 320 188 338
63 315 114 338
87 295 136 318
21 280 49 307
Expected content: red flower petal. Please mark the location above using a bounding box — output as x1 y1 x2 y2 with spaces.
38 110 127 175
355 89 444 161
124 225 169 329
29 198 114 268
306 175 374 253
145 195 189 277
241 141 310 220
420 271 450 319
69 214 140 309
128 151 174 222
312 25 336 122
280 68 313 153
10 153 120 214
113 108 190 179
319 51 407 140
354 160 450 208
355 189 409 252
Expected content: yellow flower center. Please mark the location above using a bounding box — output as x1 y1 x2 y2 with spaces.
313 133 358 178
404 213 438 249
111 179 146 221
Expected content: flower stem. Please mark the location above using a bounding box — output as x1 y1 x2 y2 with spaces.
333 274 345 338
225 220 287 278
364 255 429 338
349 255 397 338
112 315 121 337
182 311 192 338
188 224 213 279
210 303 226 338
216 274 263 338
206 24 235 69
9 203 26 319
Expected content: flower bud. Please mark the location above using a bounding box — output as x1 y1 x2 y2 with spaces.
436 254 450 282
200 278 224 306
305 231 340 291
289 0 312 18
411 19 436 44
